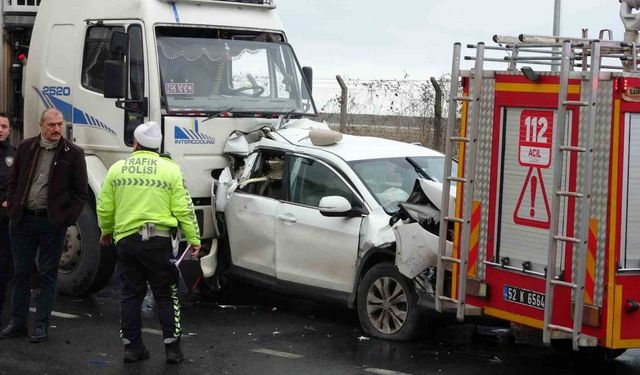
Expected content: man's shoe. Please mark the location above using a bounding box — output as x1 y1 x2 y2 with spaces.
124 344 150 363
165 340 184 364
29 326 48 343
0 322 28 339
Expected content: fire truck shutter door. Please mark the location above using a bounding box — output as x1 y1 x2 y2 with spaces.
497 108 568 274
623 114 640 269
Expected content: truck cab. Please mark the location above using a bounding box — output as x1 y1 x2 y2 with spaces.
23 0 316 295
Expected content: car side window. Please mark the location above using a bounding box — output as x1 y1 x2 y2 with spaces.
288 156 359 208
240 150 285 200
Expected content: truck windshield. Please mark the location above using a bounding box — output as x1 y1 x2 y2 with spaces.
350 156 456 214
156 27 317 116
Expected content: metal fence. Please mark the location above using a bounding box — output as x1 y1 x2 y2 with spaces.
317 113 459 153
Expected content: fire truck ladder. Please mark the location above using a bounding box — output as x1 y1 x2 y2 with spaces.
435 42 485 321
542 40 601 351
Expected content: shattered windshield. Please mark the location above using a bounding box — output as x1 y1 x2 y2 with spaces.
350 156 456 214
156 27 317 116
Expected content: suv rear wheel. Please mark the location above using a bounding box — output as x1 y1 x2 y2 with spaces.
356 263 421 341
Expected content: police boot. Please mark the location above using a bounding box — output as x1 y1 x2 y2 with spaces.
124 342 150 363
0 320 28 339
165 339 184 364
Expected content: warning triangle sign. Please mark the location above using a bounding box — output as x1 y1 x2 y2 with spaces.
513 167 551 229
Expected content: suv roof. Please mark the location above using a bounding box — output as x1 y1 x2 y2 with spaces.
273 119 443 162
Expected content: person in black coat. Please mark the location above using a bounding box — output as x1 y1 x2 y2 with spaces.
0 112 16 325
0 108 87 343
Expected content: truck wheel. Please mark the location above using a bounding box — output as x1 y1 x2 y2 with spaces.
357 263 422 341
57 204 116 296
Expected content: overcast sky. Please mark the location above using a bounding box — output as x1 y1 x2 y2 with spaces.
277 0 627 81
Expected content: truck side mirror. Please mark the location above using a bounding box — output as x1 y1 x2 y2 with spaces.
103 32 129 99
104 60 127 99
109 31 129 57
302 66 313 99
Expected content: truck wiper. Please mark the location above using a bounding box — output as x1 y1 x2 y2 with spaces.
202 107 234 122
277 109 297 129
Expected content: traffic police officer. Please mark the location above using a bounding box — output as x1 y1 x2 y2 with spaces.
97 121 201 364
0 113 15 323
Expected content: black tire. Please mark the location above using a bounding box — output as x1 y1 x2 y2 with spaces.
356 263 422 341
198 274 233 301
57 204 116 296
600 348 627 363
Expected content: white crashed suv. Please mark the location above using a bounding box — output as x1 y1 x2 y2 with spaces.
212 119 455 341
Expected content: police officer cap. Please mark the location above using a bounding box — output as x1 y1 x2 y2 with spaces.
134 121 162 149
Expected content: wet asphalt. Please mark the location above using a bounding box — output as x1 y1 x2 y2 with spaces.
0 280 639 375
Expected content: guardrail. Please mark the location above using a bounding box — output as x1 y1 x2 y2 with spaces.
4 0 40 13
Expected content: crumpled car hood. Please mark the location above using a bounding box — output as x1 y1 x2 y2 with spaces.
389 178 455 279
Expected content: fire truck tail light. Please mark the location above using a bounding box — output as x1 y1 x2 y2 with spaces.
616 78 629 93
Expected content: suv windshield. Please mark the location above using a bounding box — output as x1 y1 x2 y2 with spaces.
350 156 456 214
156 27 317 116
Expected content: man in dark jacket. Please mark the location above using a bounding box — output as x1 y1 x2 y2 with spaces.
0 108 87 343
0 112 15 325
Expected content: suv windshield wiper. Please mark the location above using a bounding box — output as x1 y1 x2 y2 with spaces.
202 107 234 122
406 157 434 181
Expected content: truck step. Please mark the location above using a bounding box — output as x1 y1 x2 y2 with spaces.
441 301 483 316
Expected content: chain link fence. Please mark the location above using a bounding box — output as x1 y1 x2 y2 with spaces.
314 75 460 152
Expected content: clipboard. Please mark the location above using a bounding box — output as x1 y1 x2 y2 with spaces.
174 245 203 291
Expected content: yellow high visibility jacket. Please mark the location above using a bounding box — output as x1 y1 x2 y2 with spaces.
97 150 201 245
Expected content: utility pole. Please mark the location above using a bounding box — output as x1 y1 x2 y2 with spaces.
552 0 561 72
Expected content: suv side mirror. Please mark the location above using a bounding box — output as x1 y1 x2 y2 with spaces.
223 133 250 157
319 196 363 217
302 66 313 99
103 32 129 99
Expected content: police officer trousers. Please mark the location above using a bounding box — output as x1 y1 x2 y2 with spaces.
116 234 181 347
0 224 12 316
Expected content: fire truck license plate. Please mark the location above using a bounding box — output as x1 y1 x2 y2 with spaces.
503 285 545 310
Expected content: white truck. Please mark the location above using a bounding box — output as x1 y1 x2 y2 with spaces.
23 0 316 296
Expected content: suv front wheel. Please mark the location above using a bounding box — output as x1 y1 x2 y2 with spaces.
356 263 422 341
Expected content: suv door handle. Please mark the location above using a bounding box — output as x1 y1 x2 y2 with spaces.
277 214 297 223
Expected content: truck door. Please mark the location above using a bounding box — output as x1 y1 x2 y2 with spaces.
74 21 147 164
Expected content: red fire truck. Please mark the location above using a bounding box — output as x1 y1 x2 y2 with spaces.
435 0 640 360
